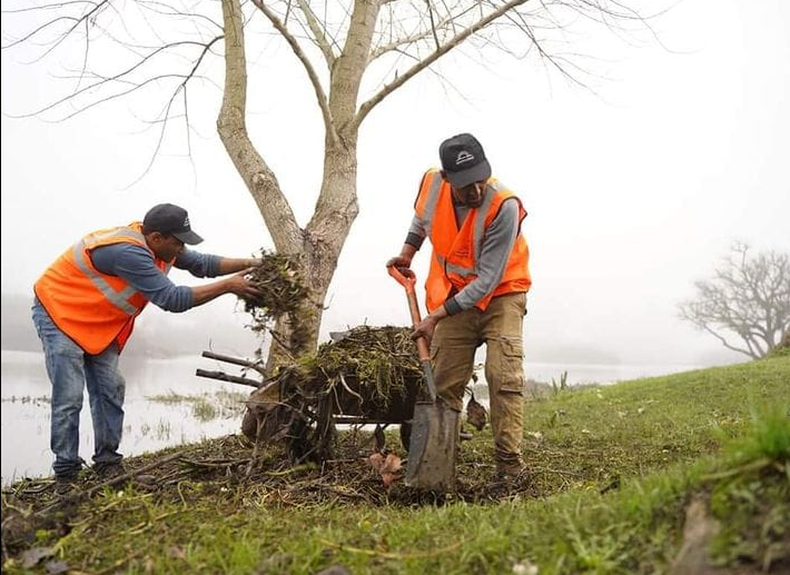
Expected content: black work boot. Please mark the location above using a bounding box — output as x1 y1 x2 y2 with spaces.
54 473 80 496
94 461 126 480
488 466 529 498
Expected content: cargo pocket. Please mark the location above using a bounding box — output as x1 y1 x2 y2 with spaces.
498 338 525 395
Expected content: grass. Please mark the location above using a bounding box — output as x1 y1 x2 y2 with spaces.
0 395 50 405
145 390 248 423
2 355 788 574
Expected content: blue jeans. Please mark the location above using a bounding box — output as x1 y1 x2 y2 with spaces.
32 298 126 478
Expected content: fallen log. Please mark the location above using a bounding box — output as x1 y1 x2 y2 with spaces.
201 351 267 376
195 369 262 388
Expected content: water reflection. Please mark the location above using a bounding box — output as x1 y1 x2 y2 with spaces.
1 350 253 485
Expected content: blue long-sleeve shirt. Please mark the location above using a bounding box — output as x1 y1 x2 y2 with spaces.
90 244 221 312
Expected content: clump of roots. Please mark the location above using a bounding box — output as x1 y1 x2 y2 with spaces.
241 249 311 352
288 325 422 418
245 326 424 462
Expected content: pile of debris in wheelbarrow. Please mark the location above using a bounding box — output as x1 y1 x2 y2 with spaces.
242 325 423 457
198 252 487 490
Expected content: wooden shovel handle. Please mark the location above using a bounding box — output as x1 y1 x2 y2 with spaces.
388 265 430 362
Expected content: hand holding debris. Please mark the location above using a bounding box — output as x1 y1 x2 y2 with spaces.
242 253 305 310
226 268 264 300
241 250 309 334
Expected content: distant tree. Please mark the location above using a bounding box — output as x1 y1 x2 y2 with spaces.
678 243 790 359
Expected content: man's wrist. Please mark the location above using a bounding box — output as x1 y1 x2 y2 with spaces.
443 298 462 316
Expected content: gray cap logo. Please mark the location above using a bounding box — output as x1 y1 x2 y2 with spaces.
455 151 475 166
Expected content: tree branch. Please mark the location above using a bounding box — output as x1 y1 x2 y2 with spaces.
218 0 302 251
295 0 337 69
425 0 441 51
700 324 755 359
355 0 530 128
136 0 224 32
1 0 111 53
251 0 338 146
369 11 454 61
127 35 223 187
7 39 220 120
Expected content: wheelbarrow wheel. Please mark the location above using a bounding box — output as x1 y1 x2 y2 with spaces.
399 421 411 452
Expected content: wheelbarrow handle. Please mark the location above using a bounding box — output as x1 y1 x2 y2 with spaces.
387 265 430 363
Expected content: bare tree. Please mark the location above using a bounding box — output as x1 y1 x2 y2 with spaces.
678 243 790 359
2 0 654 367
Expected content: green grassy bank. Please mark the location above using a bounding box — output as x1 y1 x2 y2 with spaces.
2 354 788 574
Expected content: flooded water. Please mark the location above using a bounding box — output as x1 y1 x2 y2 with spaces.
1 349 703 485
524 361 705 388
1 350 253 485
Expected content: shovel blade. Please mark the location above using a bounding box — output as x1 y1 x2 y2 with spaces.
405 401 459 490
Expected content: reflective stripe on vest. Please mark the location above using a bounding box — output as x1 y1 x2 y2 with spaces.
34 222 172 353
419 173 443 238
71 228 147 315
434 178 502 278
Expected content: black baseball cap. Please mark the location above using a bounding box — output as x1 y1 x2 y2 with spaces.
142 203 204 245
439 133 492 189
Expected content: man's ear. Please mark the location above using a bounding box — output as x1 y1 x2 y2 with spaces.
144 231 164 246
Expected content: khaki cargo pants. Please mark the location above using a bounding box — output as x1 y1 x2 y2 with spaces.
431 292 527 474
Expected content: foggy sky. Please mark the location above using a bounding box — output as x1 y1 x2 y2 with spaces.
1 0 788 366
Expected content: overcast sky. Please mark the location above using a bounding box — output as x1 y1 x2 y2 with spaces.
1 0 788 366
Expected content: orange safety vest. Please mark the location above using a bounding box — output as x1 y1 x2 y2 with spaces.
34 222 172 354
414 169 531 313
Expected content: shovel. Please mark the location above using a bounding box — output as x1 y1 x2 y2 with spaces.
388 265 458 490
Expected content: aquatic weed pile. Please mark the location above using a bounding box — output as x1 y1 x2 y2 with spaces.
242 250 310 349
243 325 427 463
279 325 424 421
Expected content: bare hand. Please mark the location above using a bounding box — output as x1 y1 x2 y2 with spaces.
386 256 414 277
226 267 263 299
411 314 439 343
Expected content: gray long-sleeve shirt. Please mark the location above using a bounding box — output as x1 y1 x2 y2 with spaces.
90 244 221 312
406 197 520 315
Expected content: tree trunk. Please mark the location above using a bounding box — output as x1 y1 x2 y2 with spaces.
219 0 362 367
221 0 360 435
266 138 359 368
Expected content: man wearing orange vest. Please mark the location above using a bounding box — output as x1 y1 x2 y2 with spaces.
32 203 262 491
387 133 531 485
